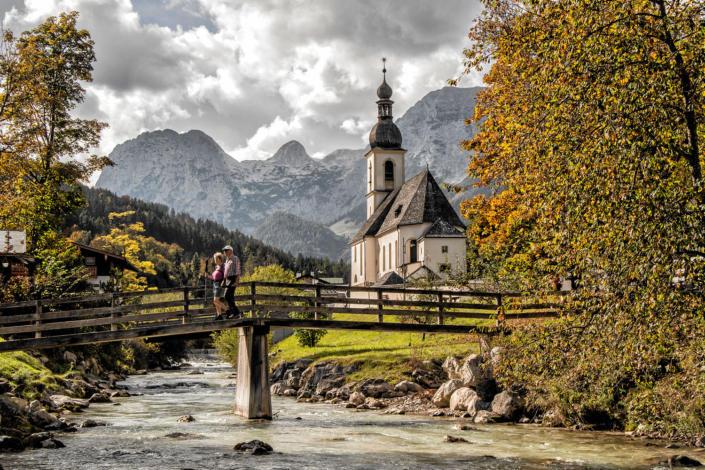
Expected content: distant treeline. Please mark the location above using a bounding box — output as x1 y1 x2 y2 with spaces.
64 186 350 283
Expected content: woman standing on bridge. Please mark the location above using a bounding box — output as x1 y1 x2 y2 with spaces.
205 252 228 320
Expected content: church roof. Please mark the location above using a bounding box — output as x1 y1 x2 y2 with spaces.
351 170 465 243
419 219 465 240
373 271 404 287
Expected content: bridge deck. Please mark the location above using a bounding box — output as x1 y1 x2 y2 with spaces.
0 282 557 352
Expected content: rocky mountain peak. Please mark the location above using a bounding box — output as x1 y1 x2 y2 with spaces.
267 140 314 165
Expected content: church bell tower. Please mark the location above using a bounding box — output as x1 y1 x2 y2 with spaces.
365 59 406 219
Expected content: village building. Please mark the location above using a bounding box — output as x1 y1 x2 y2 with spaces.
350 66 466 287
0 230 36 281
71 242 138 291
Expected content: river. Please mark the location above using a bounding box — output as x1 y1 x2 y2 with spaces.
1 363 697 469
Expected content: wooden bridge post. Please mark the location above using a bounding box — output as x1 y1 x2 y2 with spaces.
377 290 383 323
182 287 190 324
233 325 272 420
437 292 444 325
34 301 42 338
250 284 256 318
314 285 321 321
111 295 118 331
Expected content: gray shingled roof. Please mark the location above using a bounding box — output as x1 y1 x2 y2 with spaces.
373 271 404 287
419 219 465 239
351 170 465 243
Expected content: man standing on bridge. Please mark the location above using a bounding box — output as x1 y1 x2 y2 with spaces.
220 245 241 320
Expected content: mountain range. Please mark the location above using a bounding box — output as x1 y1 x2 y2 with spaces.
96 86 485 260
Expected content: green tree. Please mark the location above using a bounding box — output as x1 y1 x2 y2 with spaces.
455 0 705 437
0 11 111 249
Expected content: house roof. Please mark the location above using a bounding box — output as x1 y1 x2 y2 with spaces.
351 170 465 243
70 242 139 272
419 219 465 240
373 271 404 287
320 277 345 284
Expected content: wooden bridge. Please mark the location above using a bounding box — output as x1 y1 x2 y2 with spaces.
0 282 557 420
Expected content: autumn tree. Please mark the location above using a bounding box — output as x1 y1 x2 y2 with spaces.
456 0 705 437
0 12 111 249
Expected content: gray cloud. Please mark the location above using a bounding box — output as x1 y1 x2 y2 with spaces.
1 0 484 172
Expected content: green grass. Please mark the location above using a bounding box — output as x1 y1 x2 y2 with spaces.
273 314 488 384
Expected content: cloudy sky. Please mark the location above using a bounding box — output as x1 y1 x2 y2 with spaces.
1 0 484 173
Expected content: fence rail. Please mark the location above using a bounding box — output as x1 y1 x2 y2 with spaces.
0 282 558 352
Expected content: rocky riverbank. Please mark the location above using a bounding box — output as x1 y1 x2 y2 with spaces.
270 348 705 455
0 351 137 454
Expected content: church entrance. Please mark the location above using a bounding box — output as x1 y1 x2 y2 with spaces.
409 240 418 263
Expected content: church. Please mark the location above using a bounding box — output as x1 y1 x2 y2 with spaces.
350 65 467 287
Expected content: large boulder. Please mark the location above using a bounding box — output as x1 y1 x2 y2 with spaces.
0 435 24 451
63 351 78 364
432 379 464 408
491 390 526 420
49 395 90 409
234 439 273 455
449 388 478 411
349 392 365 406
394 380 424 394
88 393 113 404
316 377 345 396
0 398 20 418
460 354 493 387
357 379 393 398
467 396 493 415
28 410 59 428
442 357 463 380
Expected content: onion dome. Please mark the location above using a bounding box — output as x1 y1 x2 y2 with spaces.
369 61 402 150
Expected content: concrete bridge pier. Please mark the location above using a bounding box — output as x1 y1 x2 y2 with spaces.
233 325 272 420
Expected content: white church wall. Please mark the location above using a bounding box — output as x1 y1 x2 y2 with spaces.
420 237 467 278
351 241 365 286
364 237 377 284
398 224 431 265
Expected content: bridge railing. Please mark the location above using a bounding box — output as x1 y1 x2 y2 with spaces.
0 282 558 343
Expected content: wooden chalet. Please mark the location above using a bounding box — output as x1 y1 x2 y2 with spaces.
0 230 36 282
70 242 139 290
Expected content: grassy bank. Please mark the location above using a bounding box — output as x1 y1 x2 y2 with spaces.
273 314 488 383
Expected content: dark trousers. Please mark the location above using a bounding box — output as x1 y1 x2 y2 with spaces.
223 285 240 316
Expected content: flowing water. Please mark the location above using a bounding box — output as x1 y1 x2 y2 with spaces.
1 363 698 470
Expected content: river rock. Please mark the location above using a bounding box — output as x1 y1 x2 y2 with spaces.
110 390 130 398
28 400 42 413
177 415 195 423
643 455 702 467
284 377 300 389
25 432 54 448
442 356 463 380
0 379 11 394
380 390 405 398
491 391 526 421
316 377 345 396
412 368 445 389
460 354 492 387
39 438 65 449
63 351 77 364
135 370 148 375
184 370 204 375
88 393 113 403
357 379 393 398
283 389 297 397
449 388 478 411
467 396 493 415
395 380 424 394
696 436 705 447
349 392 365 406
490 347 502 365
296 389 311 400
443 435 468 443
234 439 273 455
0 435 25 451
49 395 89 409
365 398 386 409
81 419 108 428
29 410 59 428
474 410 500 424
9 398 27 414
432 379 464 408
0 398 19 418
271 382 293 396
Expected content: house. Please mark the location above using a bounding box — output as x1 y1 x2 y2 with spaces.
295 272 330 285
0 230 36 281
71 242 139 291
349 65 467 286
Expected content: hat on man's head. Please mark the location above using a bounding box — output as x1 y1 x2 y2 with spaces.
222 245 233 251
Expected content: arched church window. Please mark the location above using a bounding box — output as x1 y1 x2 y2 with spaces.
409 239 418 263
354 274 357 284
388 242 392 269
382 245 386 271
385 161 394 189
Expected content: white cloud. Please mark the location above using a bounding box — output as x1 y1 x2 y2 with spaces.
1 0 485 168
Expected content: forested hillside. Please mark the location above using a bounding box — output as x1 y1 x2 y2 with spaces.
253 212 351 262
64 187 350 286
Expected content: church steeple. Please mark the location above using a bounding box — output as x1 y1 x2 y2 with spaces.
369 59 402 150
364 59 406 219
